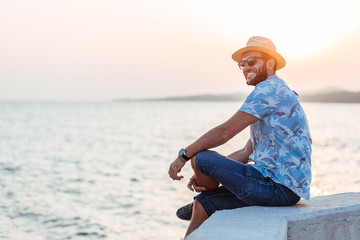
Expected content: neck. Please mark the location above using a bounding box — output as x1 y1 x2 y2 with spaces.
267 70 276 76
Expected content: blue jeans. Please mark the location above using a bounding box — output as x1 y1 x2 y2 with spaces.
194 150 300 216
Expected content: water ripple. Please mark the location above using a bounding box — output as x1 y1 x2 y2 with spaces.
0 101 359 239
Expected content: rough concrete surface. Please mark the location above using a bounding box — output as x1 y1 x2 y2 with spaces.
187 192 360 240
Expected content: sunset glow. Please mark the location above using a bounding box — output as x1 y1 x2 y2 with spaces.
0 0 359 100
190 0 359 58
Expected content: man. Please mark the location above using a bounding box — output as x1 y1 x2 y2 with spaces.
168 36 312 238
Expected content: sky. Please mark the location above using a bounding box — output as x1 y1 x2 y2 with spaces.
1 0 360 101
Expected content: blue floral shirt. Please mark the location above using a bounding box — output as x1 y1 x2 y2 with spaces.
239 75 312 199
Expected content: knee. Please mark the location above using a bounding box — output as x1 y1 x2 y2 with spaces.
191 153 204 176
190 154 198 172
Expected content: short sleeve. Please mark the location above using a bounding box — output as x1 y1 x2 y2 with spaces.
239 81 277 120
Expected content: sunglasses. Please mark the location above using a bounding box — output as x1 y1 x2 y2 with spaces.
238 56 265 70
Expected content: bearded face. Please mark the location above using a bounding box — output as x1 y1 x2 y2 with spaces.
240 51 272 86
243 62 268 86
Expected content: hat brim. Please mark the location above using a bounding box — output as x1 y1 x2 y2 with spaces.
232 46 286 70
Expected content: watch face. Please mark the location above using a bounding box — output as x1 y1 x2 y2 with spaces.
179 149 190 160
180 149 186 156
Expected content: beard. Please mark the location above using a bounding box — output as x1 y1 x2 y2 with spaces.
245 64 269 86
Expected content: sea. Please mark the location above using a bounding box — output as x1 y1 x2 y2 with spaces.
0 100 359 240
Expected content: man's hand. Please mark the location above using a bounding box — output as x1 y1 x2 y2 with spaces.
187 175 206 192
168 157 186 180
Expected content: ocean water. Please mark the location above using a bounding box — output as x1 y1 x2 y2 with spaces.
0 101 359 239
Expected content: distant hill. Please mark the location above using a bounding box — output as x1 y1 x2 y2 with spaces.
148 92 248 102
299 90 360 103
114 89 360 103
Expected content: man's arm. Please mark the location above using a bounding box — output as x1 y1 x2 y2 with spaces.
168 111 258 180
227 139 253 164
184 111 257 158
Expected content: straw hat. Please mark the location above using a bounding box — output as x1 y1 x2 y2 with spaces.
232 36 286 70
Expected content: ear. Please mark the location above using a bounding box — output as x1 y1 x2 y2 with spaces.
266 58 276 72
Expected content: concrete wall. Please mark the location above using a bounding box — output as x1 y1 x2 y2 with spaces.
187 192 360 240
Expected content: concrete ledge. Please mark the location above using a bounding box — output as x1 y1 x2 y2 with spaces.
187 192 360 240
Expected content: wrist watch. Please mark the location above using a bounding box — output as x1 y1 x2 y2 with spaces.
179 148 191 161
